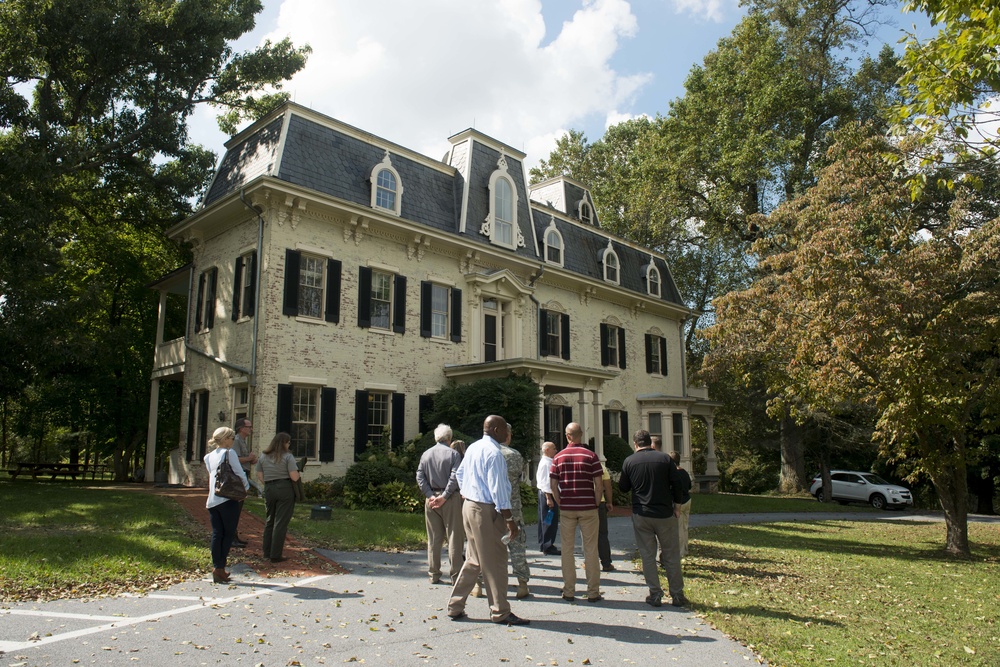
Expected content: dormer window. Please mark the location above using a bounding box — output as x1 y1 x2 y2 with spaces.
646 260 661 297
481 151 525 249
580 200 592 225
369 151 403 216
602 240 620 284
543 218 563 266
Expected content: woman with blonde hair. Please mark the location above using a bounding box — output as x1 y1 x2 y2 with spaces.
204 426 249 583
255 432 301 563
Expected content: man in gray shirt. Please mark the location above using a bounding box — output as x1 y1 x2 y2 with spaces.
417 424 465 584
232 418 258 547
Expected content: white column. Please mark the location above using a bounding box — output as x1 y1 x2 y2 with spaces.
577 389 588 442
144 378 160 483
155 290 167 345
682 411 692 470
704 414 719 476
591 389 604 460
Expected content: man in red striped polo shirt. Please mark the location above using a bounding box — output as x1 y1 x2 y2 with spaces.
550 422 604 603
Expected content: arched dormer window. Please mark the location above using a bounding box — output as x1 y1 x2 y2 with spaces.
602 240 620 284
481 151 524 249
579 200 592 225
543 218 563 266
370 151 403 216
645 258 661 297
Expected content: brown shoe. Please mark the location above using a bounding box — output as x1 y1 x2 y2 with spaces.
516 579 531 599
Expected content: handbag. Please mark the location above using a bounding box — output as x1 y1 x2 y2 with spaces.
215 451 247 502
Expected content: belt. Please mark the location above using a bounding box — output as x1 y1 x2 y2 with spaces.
265 478 292 485
431 488 446 493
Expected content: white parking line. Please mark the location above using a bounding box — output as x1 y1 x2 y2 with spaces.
0 574 332 652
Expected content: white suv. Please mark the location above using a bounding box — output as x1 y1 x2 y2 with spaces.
809 470 913 510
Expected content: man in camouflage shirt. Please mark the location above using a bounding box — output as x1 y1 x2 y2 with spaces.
499 430 531 599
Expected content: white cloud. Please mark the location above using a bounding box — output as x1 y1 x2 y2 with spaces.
668 0 736 24
190 0 650 171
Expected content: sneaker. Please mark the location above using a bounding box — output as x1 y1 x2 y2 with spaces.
497 613 530 626
448 611 467 621
586 595 603 603
671 594 688 607
645 593 663 607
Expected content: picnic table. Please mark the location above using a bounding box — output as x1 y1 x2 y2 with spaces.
7 462 113 480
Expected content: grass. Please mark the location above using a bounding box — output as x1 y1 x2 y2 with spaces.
0 480 205 601
244 501 426 551
685 520 1000 667
690 492 872 514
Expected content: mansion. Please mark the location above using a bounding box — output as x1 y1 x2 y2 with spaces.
145 103 719 487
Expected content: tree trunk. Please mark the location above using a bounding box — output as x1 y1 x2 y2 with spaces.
931 460 971 558
779 417 807 493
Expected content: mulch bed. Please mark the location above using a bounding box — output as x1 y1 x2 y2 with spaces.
148 485 347 577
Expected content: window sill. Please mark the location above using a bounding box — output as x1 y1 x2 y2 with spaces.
368 327 395 336
295 316 326 325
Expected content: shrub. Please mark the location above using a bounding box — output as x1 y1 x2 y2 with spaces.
721 453 779 494
301 474 344 503
344 480 423 513
603 435 632 472
344 460 410 494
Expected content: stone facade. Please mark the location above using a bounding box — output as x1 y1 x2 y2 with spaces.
147 103 719 486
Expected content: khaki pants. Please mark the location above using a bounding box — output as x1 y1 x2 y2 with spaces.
448 500 511 622
425 493 465 581
677 499 692 557
559 508 601 599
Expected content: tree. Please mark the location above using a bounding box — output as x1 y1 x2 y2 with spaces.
704 125 1000 557
0 0 309 479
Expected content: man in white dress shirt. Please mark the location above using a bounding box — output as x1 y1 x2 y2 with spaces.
535 441 560 555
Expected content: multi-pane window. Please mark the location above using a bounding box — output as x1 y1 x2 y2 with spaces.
604 251 619 283
290 386 318 458
234 386 249 424
370 270 393 330
672 413 684 453
645 334 668 375
431 284 449 338
648 412 662 442
546 310 561 358
298 255 325 319
240 253 256 315
495 179 514 246
367 391 391 447
580 201 592 225
546 229 562 264
650 336 662 374
375 168 397 211
607 410 621 437
648 265 661 297
601 323 626 368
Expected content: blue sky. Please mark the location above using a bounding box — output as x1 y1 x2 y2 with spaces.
188 1 933 172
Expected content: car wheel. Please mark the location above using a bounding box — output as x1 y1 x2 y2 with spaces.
870 494 886 510
815 490 825 503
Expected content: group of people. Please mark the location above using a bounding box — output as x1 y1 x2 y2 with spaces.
417 415 694 626
203 420 301 583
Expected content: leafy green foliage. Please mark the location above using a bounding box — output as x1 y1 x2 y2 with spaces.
602 435 631 473
343 480 423 513
301 474 344 502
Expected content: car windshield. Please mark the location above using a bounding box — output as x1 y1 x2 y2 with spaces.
862 474 890 485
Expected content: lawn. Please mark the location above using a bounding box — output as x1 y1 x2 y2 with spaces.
0 480 205 601
687 520 1000 667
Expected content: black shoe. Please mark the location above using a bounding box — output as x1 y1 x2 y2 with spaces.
646 593 663 607
543 548 561 555
601 563 615 572
270 556 288 563
498 613 530 626
449 611 467 621
561 594 575 602
587 595 604 603
671 594 688 607
233 539 248 548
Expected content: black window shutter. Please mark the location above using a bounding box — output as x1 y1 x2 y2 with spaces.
319 388 336 462
645 334 654 374
206 268 217 329
186 393 196 462
232 256 243 321
357 267 372 328
659 337 668 375
450 288 462 342
391 393 405 448
560 313 570 360
543 405 551 444
602 409 611 436
392 275 406 334
599 323 610 366
245 251 257 317
418 394 433 435
539 309 550 357
197 392 210 459
618 327 627 369
283 249 300 317
195 272 205 331
354 390 369 459
622 413 629 440
325 259 341 323
276 384 293 433
562 406 573 432
419 281 432 338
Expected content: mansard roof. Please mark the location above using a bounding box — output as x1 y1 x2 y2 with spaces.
199 103 685 308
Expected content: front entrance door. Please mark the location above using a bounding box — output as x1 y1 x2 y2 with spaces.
483 298 505 362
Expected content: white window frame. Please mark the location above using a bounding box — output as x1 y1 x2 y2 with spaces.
543 219 563 266
650 334 664 375
481 152 524 249
239 251 256 318
370 270 393 330
369 151 403 216
298 253 326 320
607 409 621 438
648 412 662 442
545 309 562 358
646 260 661 297
579 200 592 225
430 283 450 339
290 385 319 459
602 240 620 284
367 391 392 448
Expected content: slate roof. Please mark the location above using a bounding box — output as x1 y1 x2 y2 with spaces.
201 105 685 308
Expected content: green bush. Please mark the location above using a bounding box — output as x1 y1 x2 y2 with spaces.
344 480 423 513
301 474 344 502
603 435 632 472
721 453 779 494
344 460 411 494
